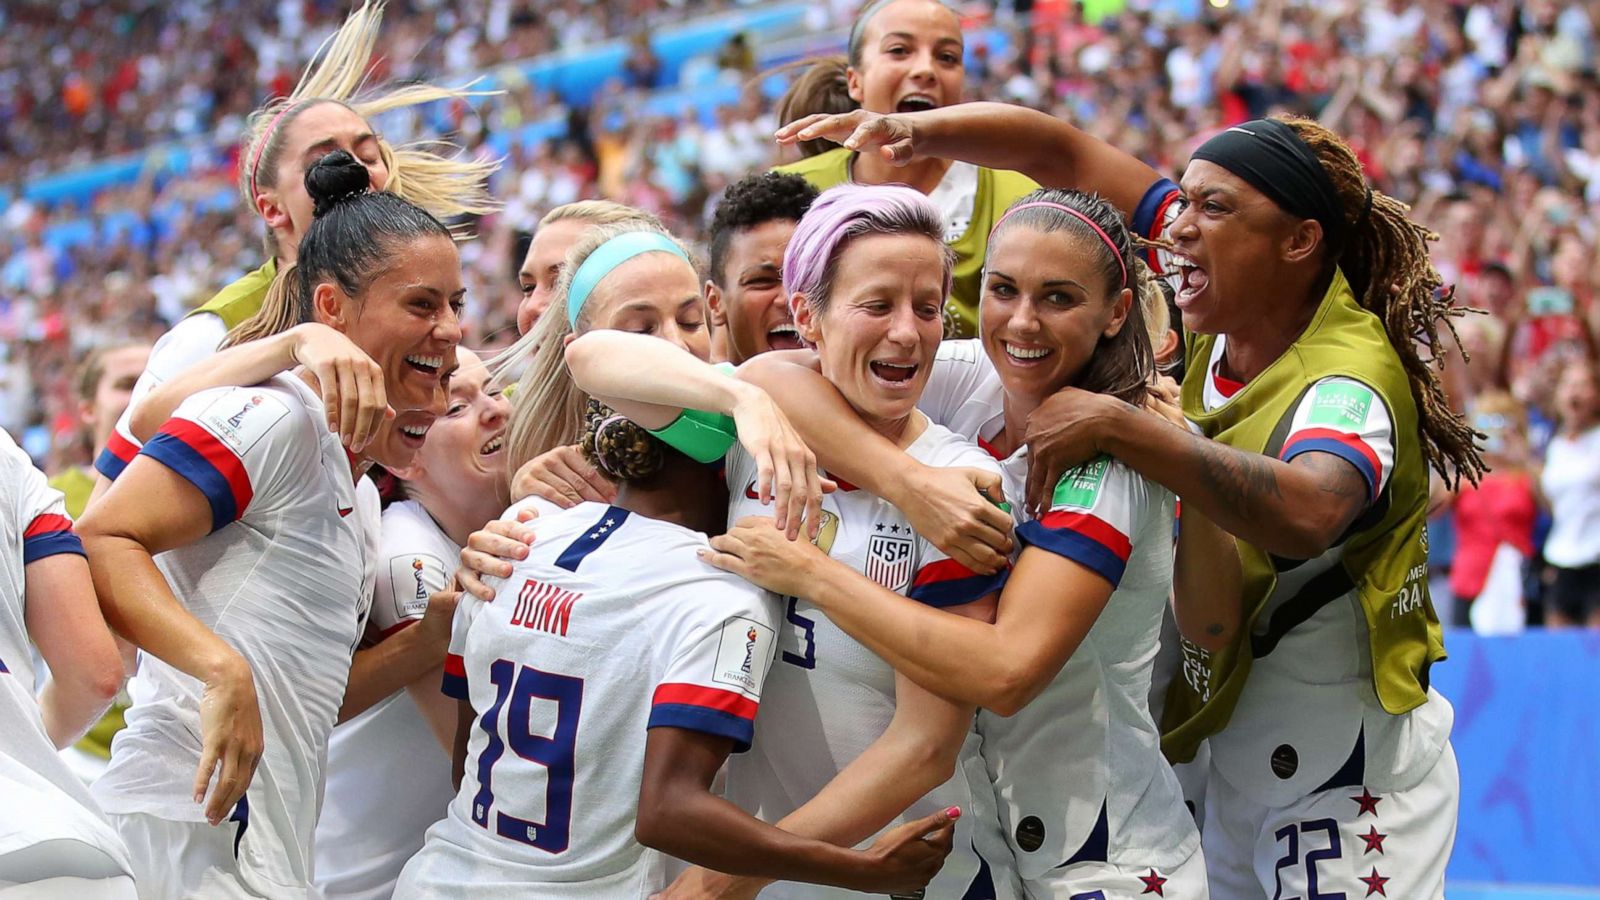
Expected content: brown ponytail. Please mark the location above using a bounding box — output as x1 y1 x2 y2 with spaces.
772 56 858 159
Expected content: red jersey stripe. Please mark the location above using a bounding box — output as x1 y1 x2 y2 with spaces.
652 682 758 720
159 419 254 515
1037 510 1132 562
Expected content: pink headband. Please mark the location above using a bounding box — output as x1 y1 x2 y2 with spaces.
247 100 307 201
990 201 1128 289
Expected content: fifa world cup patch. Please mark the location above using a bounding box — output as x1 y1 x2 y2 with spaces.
712 616 776 696
196 391 290 455
1306 380 1375 430
1051 455 1111 510
388 553 446 619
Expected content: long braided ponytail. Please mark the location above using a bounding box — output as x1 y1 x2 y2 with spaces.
1279 116 1486 487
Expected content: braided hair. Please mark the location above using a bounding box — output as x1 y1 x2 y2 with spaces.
579 400 671 483
1278 116 1485 487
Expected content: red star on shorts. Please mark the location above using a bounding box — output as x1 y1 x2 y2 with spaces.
1350 787 1383 817
1139 868 1167 896
1359 866 1390 896
1360 825 1388 855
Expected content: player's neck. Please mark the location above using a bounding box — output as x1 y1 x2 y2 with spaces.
612 457 728 535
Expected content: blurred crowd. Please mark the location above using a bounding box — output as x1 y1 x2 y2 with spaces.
3 0 1599 628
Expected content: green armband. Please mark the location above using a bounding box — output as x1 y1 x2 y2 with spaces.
649 407 737 463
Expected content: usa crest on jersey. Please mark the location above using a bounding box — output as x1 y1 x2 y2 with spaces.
865 529 915 591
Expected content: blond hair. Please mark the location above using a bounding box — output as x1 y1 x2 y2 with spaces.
227 1 500 348
538 199 660 232
240 1 500 258
493 219 693 480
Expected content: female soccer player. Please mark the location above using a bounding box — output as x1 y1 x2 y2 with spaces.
0 432 133 898
393 402 956 898
565 184 1010 898
578 190 1224 898
312 348 511 900
77 153 461 898
773 0 1037 337
91 0 495 492
783 105 1475 898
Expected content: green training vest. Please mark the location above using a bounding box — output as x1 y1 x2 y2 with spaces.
186 258 277 331
774 149 1038 339
1161 267 1444 763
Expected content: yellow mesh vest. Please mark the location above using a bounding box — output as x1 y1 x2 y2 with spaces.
188 258 277 331
1161 268 1444 763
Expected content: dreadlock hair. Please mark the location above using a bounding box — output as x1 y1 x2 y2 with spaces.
706 172 819 287
1278 115 1485 486
492 219 696 483
987 189 1154 407
228 151 451 348
580 399 675 483
240 0 499 263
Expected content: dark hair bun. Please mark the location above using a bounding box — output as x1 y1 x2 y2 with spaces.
580 400 667 483
304 150 371 218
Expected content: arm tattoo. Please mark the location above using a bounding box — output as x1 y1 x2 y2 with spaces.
1292 452 1369 504
1190 437 1285 518
1206 623 1225 636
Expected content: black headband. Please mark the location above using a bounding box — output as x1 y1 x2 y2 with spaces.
1190 119 1348 246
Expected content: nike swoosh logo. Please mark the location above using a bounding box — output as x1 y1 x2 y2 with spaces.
744 481 760 501
338 506 354 518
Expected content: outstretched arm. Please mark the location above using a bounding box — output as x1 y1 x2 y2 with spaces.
77 459 263 826
131 323 390 454
776 104 1165 220
704 521 1110 717
637 728 955 894
737 353 1013 574
565 330 824 539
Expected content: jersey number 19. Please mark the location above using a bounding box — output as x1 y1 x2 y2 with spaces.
471 659 584 853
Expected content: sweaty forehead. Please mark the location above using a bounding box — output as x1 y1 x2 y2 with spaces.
588 252 700 316
281 102 373 156
862 0 962 43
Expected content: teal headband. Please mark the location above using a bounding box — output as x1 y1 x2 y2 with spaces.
566 231 692 327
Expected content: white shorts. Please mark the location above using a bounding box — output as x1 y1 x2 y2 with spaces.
1202 742 1458 900
110 813 315 900
1023 848 1208 900
394 830 662 899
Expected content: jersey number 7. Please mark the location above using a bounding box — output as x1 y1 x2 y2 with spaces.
471 659 584 853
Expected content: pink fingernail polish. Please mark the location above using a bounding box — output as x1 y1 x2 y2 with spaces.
944 806 961 820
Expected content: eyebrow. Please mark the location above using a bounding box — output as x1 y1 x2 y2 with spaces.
989 269 1089 292
880 30 963 48
738 262 781 280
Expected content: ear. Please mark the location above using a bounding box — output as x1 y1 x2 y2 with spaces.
705 280 727 327
312 282 348 329
792 294 822 344
1282 218 1324 265
255 189 292 236
1155 326 1182 366
1102 286 1133 339
846 65 865 105
562 331 577 347
78 400 96 428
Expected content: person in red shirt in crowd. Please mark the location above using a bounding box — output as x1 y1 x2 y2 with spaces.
1445 392 1539 628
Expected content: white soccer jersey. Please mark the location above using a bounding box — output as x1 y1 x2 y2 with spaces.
396 502 780 897
0 432 132 876
94 311 229 481
93 374 380 895
921 341 1201 885
315 500 457 900
722 420 1008 899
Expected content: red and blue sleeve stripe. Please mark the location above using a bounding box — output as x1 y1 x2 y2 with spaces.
141 420 253 533
648 682 758 752
1281 428 1381 501
1131 179 1181 267
22 514 85 563
93 431 142 481
909 557 1008 608
1016 511 1132 588
441 653 469 699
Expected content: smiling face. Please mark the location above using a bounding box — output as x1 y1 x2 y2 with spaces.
1167 159 1309 336
980 226 1131 410
518 217 592 335
581 252 711 361
262 102 389 250
847 0 965 116
317 232 463 469
404 348 511 509
709 219 803 364
796 232 945 435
